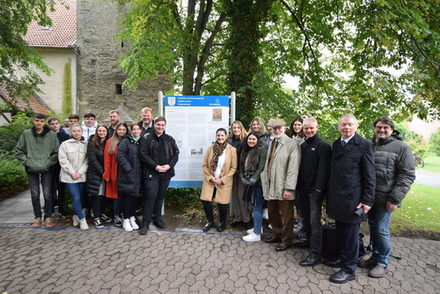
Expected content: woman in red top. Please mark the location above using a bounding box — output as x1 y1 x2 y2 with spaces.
103 122 128 227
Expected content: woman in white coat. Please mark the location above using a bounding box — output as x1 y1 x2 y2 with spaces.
58 124 89 230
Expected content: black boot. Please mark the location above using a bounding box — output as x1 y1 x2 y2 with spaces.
217 203 229 232
202 201 215 232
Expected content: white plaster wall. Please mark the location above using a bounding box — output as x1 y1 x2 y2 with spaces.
34 48 77 114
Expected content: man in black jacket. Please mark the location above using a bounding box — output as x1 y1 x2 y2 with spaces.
296 117 332 266
139 116 179 235
327 114 376 283
359 117 415 278
48 117 70 216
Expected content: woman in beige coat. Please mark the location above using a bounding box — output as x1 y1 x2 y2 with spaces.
58 124 89 230
200 128 237 232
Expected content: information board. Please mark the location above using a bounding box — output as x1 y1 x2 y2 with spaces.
164 95 230 188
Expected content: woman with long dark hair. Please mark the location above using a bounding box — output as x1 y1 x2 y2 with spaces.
200 128 237 232
116 124 143 232
103 122 128 227
86 124 109 229
240 132 268 242
288 117 305 145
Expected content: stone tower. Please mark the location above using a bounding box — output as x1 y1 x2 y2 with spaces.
76 0 171 123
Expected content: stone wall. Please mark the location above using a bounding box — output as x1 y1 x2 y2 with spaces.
76 0 171 123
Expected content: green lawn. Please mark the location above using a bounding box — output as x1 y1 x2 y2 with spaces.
418 152 440 174
391 184 440 235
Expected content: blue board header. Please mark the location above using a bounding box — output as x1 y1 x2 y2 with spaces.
164 95 229 107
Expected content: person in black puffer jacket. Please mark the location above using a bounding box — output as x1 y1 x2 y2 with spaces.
86 125 109 228
359 117 415 279
116 124 143 232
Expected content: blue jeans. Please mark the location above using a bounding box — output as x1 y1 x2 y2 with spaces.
368 204 392 267
65 183 85 220
252 185 265 234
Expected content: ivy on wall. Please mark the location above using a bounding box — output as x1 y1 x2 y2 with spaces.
62 58 72 115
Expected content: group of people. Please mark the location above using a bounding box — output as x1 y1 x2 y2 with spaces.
198 114 415 284
15 107 178 235
15 108 415 284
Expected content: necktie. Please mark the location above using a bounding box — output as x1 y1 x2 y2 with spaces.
341 140 347 147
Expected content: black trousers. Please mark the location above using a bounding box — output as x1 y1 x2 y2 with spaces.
51 164 66 215
296 191 324 256
202 201 229 225
91 195 103 218
142 177 170 227
336 221 360 274
122 194 136 218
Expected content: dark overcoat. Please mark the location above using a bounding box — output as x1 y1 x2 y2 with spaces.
116 136 143 197
86 140 105 195
326 133 376 224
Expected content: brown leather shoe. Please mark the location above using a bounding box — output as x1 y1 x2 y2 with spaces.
44 217 55 228
31 218 42 227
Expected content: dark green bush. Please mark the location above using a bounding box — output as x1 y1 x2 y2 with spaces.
0 113 32 153
166 188 205 224
0 151 28 196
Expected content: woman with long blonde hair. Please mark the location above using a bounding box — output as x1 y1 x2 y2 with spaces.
228 121 250 228
103 122 129 227
249 117 271 149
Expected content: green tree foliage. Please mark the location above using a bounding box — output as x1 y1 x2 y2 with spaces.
62 59 72 115
429 128 440 156
395 122 427 155
115 0 227 95
0 0 54 100
114 0 440 129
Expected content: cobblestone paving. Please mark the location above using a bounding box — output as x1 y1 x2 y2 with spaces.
0 225 439 293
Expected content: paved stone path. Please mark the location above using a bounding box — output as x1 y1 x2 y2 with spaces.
0 225 439 293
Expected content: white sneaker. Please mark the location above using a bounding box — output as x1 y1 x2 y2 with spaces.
129 216 139 230
247 228 263 235
263 208 269 220
73 215 80 227
243 232 261 242
122 219 133 232
79 218 89 230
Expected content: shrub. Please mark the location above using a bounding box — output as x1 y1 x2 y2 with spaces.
395 122 427 155
0 113 32 153
0 151 28 197
429 128 440 156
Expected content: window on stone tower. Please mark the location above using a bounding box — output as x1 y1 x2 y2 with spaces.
115 84 122 95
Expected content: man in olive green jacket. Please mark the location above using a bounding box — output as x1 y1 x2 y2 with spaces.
261 119 301 251
15 113 60 228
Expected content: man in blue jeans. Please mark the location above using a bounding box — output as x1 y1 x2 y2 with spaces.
359 117 415 278
15 113 60 227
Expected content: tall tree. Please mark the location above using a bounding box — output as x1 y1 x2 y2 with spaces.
0 0 53 101
115 0 440 126
115 0 226 95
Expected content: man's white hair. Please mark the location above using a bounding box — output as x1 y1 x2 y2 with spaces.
338 113 358 125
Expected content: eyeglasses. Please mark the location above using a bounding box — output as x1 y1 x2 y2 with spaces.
375 125 391 130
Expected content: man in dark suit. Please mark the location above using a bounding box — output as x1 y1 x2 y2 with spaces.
327 114 376 283
296 117 332 266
